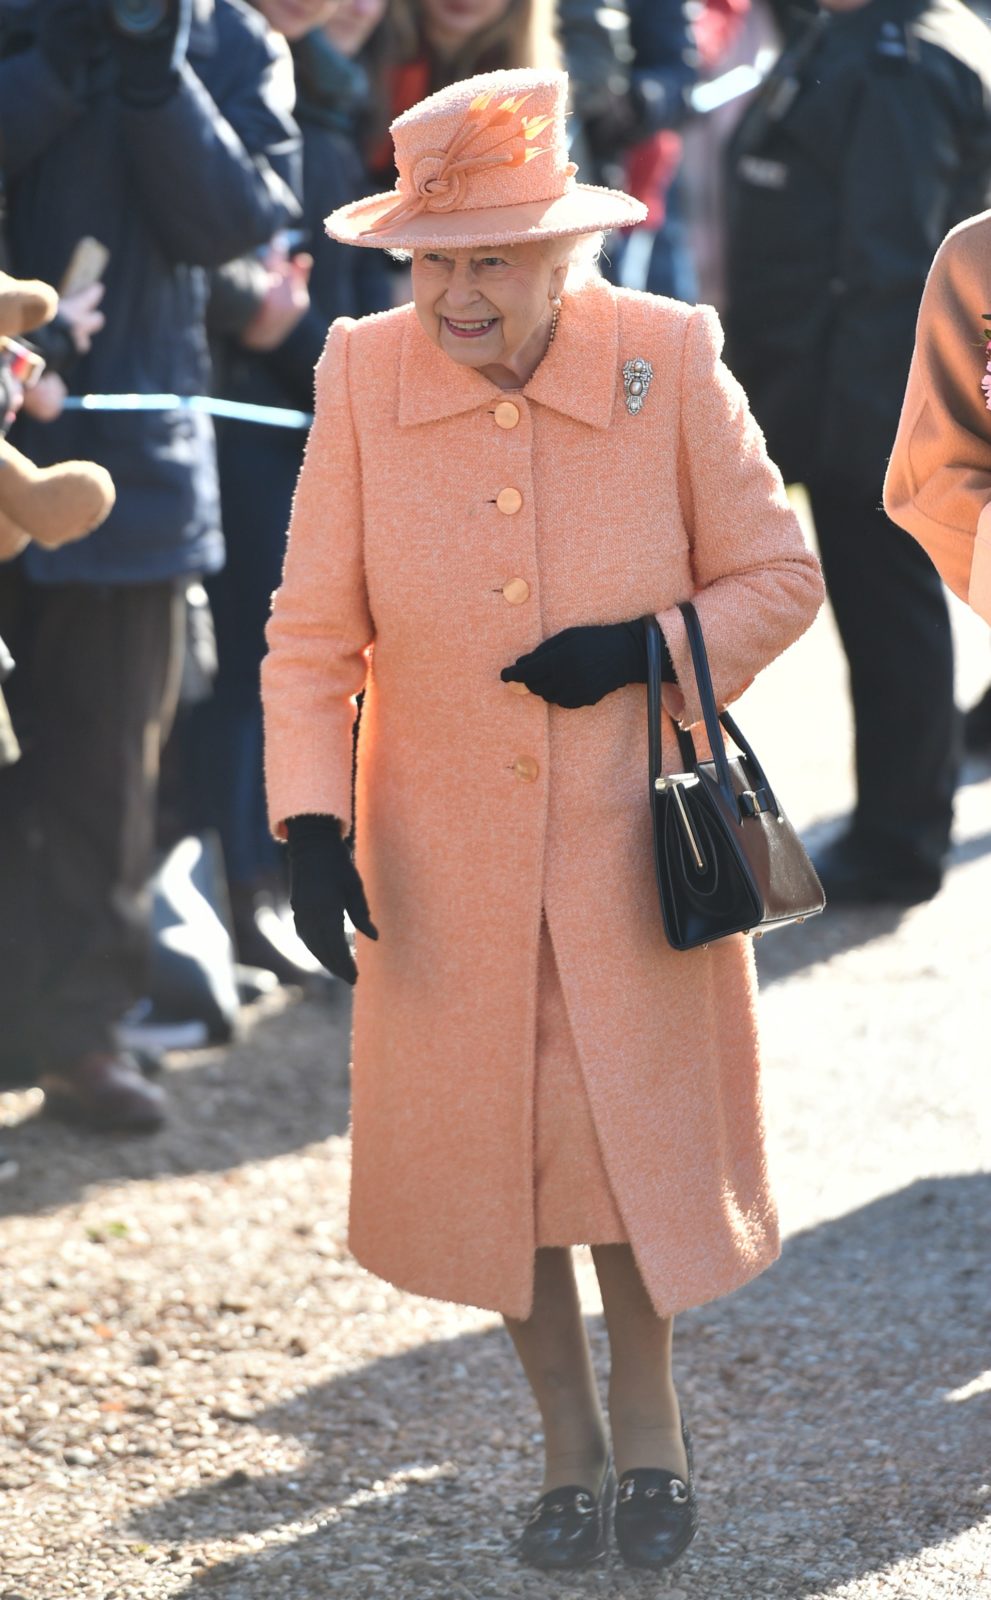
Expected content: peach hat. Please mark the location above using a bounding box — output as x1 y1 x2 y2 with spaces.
325 68 647 250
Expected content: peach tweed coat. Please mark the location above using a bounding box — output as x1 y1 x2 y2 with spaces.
885 211 991 626
262 274 824 1320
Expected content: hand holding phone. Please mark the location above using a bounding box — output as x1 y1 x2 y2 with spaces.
59 237 110 299
58 284 107 355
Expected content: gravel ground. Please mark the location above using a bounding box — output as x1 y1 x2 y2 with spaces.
2 587 990 1600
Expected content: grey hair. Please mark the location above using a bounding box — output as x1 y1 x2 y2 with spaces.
555 231 604 288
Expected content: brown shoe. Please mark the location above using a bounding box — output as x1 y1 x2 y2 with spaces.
40 1051 166 1132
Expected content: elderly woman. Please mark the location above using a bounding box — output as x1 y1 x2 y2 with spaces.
262 68 824 1572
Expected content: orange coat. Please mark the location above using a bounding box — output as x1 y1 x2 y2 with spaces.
262 276 824 1320
885 210 991 625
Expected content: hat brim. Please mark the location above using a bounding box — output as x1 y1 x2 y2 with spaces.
325 183 648 250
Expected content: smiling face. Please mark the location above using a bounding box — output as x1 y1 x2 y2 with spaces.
324 0 388 54
419 0 517 57
411 241 568 389
256 0 340 41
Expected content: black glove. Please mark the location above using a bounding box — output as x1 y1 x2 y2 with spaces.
501 619 674 709
285 814 378 986
109 0 187 108
35 0 109 95
27 315 78 382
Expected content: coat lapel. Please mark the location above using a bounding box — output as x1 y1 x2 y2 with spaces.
523 274 618 430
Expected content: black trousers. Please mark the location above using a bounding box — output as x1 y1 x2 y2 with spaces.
807 485 958 875
0 568 184 1083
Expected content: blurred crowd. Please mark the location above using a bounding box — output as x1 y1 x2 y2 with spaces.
1 0 991 1144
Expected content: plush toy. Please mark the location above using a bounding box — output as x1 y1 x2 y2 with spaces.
0 450 118 551
0 270 115 561
0 271 57 336
0 504 30 562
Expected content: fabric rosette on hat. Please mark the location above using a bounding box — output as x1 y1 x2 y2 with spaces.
326 69 647 251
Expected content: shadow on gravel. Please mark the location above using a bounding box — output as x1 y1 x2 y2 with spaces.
755 899 904 989
129 1173 990 1600
949 826 991 869
758 816 991 989
957 753 991 789
0 993 352 1219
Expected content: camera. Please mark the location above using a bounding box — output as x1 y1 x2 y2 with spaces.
0 0 186 44
104 0 194 77
107 0 171 39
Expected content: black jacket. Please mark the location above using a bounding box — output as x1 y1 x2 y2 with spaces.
722 0 991 497
212 29 392 419
559 0 695 185
200 29 392 690
0 0 300 585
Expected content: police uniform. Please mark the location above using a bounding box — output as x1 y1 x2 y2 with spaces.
723 0 991 896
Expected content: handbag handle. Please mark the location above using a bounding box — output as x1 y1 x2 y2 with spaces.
646 603 779 819
647 613 692 783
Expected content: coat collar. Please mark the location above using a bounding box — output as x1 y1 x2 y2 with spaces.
397 274 619 431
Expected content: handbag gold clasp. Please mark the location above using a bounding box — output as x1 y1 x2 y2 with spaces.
655 774 706 872
673 784 706 873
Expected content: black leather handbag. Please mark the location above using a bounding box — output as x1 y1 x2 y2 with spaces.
647 603 825 951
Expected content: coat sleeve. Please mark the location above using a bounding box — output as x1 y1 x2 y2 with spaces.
207 256 270 339
0 50 82 177
120 12 300 268
265 306 330 410
262 317 373 836
657 304 825 727
883 221 991 624
627 0 696 137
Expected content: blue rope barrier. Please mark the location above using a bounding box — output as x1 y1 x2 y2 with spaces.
61 393 313 429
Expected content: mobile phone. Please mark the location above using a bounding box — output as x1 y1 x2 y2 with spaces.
0 336 45 389
59 237 110 298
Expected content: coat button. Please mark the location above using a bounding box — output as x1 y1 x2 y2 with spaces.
502 577 530 605
494 401 520 429
514 755 539 782
496 487 523 515
507 679 531 696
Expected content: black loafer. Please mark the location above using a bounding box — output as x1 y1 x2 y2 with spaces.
614 1427 698 1570
518 1460 615 1570
811 832 942 907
